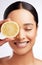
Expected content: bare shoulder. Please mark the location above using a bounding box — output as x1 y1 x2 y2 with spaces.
0 56 9 65
34 58 42 65
0 58 3 65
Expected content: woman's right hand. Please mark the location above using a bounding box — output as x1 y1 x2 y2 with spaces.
0 19 15 46
0 38 8 46
0 19 10 32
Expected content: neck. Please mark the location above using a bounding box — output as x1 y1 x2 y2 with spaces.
10 49 34 65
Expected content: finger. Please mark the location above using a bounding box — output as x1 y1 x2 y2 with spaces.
0 39 7 46
0 18 11 32
0 18 11 25
5 37 15 42
0 37 15 46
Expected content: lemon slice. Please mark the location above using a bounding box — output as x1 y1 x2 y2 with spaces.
1 21 19 38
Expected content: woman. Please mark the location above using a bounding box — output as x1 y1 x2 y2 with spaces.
0 1 42 65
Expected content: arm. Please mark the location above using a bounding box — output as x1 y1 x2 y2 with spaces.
0 59 2 65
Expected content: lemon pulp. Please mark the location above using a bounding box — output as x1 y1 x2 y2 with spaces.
1 21 19 38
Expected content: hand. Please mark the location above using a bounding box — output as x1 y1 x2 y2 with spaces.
0 38 7 46
0 19 15 46
0 18 11 32
0 38 15 46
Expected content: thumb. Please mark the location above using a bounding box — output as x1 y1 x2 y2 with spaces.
0 39 7 46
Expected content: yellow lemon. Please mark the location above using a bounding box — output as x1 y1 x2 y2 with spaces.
1 21 19 38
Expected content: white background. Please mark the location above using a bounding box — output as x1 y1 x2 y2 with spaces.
0 0 42 60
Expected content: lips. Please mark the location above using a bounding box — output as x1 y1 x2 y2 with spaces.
14 41 29 48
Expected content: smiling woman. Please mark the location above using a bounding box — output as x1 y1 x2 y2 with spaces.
0 1 42 65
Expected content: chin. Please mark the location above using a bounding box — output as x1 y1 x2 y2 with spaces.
14 48 32 56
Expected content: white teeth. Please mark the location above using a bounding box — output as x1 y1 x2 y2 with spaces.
17 43 26 46
14 41 29 48
16 42 28 48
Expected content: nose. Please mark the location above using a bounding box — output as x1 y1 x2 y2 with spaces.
16 28 26 40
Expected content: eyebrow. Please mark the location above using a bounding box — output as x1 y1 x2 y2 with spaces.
23 23 33 26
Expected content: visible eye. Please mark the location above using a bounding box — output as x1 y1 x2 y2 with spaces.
24 25 33 32
25 28 32 31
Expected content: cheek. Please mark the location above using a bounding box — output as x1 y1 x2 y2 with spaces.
26 29 37 41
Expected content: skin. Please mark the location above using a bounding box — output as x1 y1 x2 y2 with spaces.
0 9 42 65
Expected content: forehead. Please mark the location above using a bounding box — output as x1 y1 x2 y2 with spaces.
7 9 35 25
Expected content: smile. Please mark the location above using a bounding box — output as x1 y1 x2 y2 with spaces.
14 41 29 48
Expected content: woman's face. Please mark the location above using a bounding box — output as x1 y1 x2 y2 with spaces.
7 9 37 55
